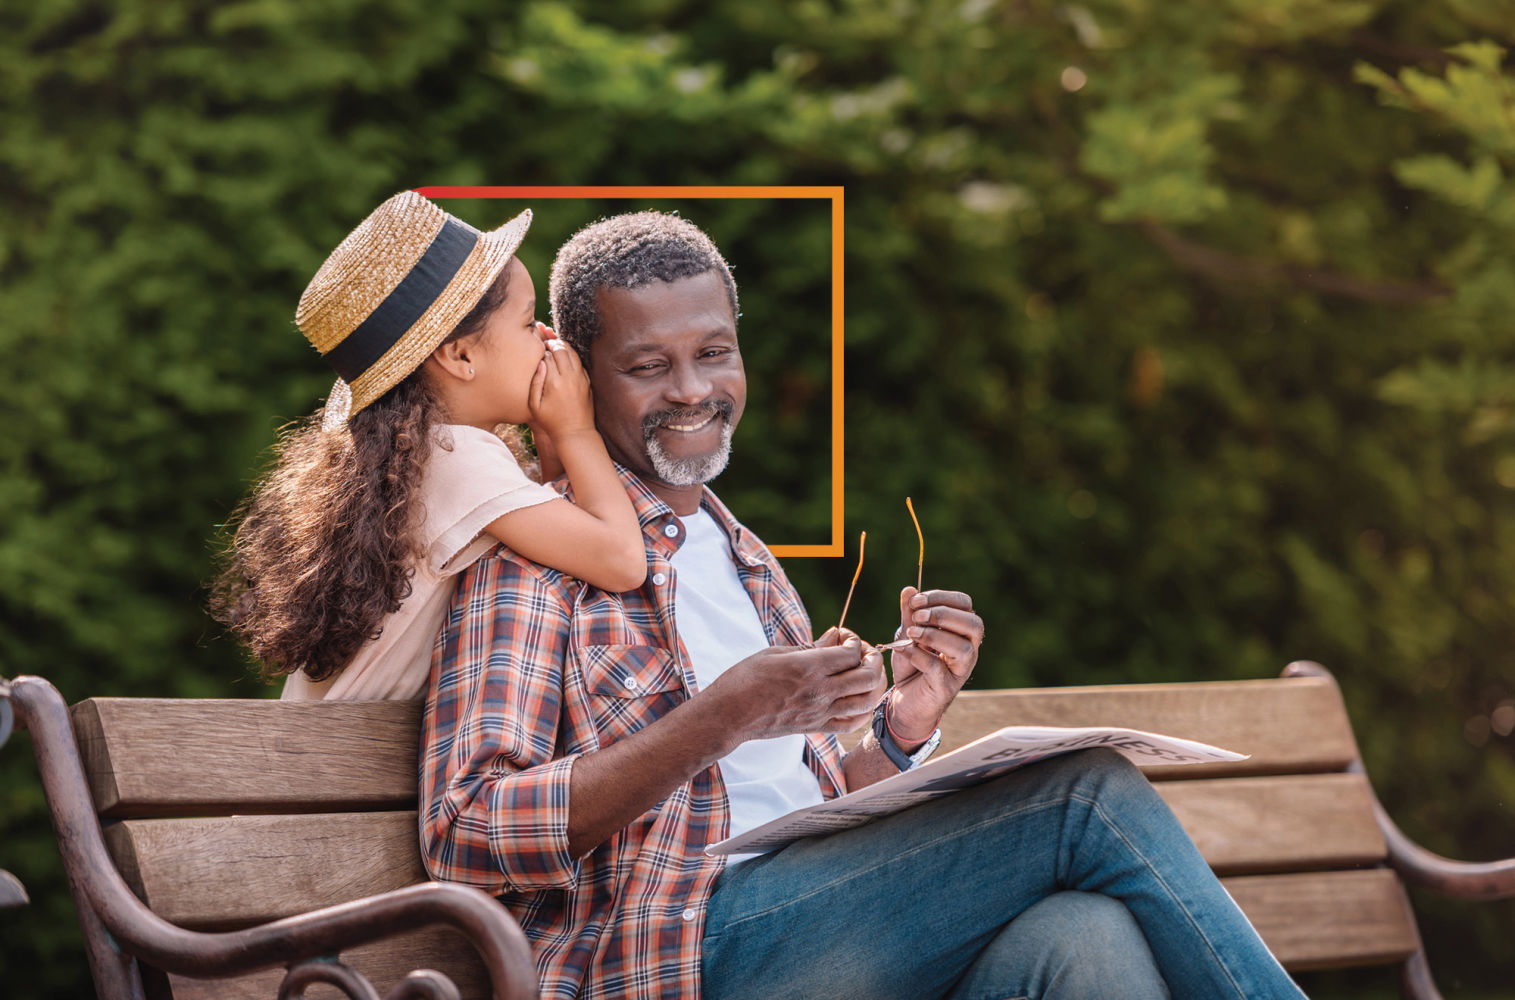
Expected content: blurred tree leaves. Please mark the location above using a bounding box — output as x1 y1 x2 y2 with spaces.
3 0 1515 993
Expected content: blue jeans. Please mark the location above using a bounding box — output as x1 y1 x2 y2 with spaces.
701 749 1306 1000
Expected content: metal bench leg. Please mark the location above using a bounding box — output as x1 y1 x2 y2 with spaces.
1400 951 1442 1000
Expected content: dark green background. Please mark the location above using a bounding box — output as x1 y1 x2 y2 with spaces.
3 1 1513 995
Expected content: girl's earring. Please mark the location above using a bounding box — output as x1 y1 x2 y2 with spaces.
467 366 475 377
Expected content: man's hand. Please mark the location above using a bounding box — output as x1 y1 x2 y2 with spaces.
885 587 984 744
702 633 885 746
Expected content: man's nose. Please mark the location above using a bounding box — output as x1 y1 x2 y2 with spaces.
664 360 713 406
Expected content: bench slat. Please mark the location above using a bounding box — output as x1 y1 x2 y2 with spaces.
72 698 421 817
1223 869 1420 971
940 676 1358 778
152 872 1416 999
107 774 1388 930
1156 773 1386 875
105 812 426 929
76 676 1357 818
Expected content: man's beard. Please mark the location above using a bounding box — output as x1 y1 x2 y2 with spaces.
642 400 736 487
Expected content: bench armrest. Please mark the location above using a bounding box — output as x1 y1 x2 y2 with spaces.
1366 786 1515 901
0 682 30 910
0 870 26 909
1282 661 1515 903
5 674 538 1000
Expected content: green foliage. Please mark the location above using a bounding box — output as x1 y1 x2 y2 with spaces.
1082 70 1241 222
3 0 1515 993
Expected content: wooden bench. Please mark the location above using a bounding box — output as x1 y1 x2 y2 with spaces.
6 661 1512 998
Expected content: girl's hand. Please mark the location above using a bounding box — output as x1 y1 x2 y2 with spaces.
529 421 566 482
528 326 595 440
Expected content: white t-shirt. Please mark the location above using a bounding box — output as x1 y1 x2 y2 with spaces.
670 507 825 862
281 424 560 701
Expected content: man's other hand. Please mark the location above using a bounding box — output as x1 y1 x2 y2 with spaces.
887 587 983 744
705 636 885 745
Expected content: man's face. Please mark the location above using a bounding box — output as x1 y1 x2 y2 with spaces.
588 270 746 499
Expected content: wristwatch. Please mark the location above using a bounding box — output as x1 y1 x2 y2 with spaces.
871 697 942 772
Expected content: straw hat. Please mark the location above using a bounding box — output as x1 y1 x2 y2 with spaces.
296 191 532 428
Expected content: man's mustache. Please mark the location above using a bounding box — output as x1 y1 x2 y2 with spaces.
641 399 735 435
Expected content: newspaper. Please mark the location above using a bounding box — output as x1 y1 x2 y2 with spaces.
705 725 1246 856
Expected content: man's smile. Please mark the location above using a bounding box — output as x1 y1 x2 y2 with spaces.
659 412 718 433
634 399 739 487
644 401 734 440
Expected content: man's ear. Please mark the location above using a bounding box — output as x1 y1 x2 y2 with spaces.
429 336 475 381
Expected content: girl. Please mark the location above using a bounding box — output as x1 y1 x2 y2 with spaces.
212 192 646 699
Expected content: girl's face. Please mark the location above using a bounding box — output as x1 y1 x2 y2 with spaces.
467 256 546 426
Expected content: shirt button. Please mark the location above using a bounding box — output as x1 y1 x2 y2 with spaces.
623 675 639 691
681 907 697 922
651 572 667 586
664 523 680 538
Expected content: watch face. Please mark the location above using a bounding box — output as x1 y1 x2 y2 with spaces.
902 733 939 766
907 731 941 767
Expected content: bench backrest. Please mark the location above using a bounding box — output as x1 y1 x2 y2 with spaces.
72 673 1421 998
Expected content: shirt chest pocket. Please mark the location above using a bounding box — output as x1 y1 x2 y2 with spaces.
579 643 687 745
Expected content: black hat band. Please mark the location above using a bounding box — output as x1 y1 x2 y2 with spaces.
323 218 480 383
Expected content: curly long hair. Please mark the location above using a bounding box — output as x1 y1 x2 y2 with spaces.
211 269 512 682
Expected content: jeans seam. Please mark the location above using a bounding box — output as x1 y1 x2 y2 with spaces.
713 785 1253 1000
1081 792 1248 1000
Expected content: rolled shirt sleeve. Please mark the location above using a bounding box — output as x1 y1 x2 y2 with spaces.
419 553 584 892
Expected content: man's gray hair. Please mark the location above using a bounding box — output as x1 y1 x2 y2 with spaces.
548 211 739 367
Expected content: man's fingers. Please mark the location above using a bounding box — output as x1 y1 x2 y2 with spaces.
909 589 975 613
822 711 874 734
907 604 984 647
912 628 974 670
827 689 878 723
833 658 884 696
824 666 883 732
813 626 863 649
896 634 973 679
793 642 864 676
891 643 939 678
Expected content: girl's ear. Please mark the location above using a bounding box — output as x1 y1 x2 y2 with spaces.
429 336 475 381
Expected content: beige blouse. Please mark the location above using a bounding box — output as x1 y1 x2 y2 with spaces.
281 424 559 701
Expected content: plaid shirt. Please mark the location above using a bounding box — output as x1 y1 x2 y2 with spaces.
419 469 848 1000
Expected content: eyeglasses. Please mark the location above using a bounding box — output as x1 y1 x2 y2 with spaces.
836 497 925 649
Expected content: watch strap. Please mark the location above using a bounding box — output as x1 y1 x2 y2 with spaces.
871 697 941 772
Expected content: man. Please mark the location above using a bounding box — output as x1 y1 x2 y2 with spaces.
419 212 1305 1000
